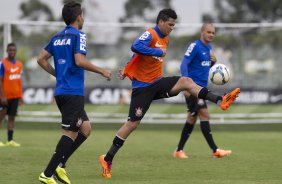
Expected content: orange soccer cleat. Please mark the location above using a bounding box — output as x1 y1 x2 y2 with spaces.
99 155 112 179
212 149 232 158
220 88 240 110
173 150 188 159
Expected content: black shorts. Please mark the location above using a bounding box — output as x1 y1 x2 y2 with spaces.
0 99 19 116
128 76 180 121
55 95 89 132
185 95 207 116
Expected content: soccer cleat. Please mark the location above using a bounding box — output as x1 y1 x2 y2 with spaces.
173 150 188 159
6 140 21 147
212 149 232 158
39 172 58 184
220 88 240 110
54 166 71 184
0 141 5 147
99 154 112 178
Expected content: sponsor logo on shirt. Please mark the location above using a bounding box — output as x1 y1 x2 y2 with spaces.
58 59 66 64
155 41 164 48
138 31 150 40
9 74 21 80
54 38 71 46
201 61 211 66
10 67 19 73
79 33 87 52
185 43 196 56
152 56 164 62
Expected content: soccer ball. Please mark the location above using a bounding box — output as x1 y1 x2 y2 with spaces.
209 64 231 85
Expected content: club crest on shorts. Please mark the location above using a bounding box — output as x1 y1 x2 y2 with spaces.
76 118 83 127
198 99 205 105
135 107 143 117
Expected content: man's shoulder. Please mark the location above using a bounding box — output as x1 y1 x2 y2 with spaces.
16 60 23 66
0 58 8 65
67 27 85 36
55 27 85 38
191 40 203 51
71 28 84 35
187 40 200 51
194 39 201 46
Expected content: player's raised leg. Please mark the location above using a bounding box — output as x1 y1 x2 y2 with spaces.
170 77 240 110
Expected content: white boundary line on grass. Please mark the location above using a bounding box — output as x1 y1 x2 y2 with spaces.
18 111 282 124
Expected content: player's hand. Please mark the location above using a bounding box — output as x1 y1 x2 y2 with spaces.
1 97 8 106
161 48 167 57
210 51 217 63
19 99 23 106
118 68 126 80
102 69 112 81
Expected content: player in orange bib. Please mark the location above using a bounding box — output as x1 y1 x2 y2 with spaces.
99 9 240 178
123 27 168 83
0 43 23 147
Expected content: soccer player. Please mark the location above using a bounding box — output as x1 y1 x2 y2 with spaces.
99 9 240 179
37 1 112 184
173 23 232 159
0 43 23 147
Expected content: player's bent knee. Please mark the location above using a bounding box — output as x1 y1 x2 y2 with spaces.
183 77 194 85
80 121 92 137
179 77 194 90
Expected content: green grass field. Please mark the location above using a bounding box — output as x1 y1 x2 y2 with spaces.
0 104 282 184
18 103 282 114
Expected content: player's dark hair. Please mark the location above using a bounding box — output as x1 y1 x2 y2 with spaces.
7 43 16 49
156 9 177 24
62 1 82 25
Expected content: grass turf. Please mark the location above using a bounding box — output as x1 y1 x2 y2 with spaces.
0 122 282 184
19 103 282 114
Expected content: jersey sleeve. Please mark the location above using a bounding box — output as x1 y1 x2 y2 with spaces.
180 42 198 77
44 39 54 55
75 32 87 55
0 61 4 77
131 31 163 57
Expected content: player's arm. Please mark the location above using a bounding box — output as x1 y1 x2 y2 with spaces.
37 49 55 77
0 77 7 106
0 63 7 106
118 67 126 80
131 31 164 57
74 53 112 80
180 56 192 77
210 51 217 67
19 66 24 106
180 43 197 77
